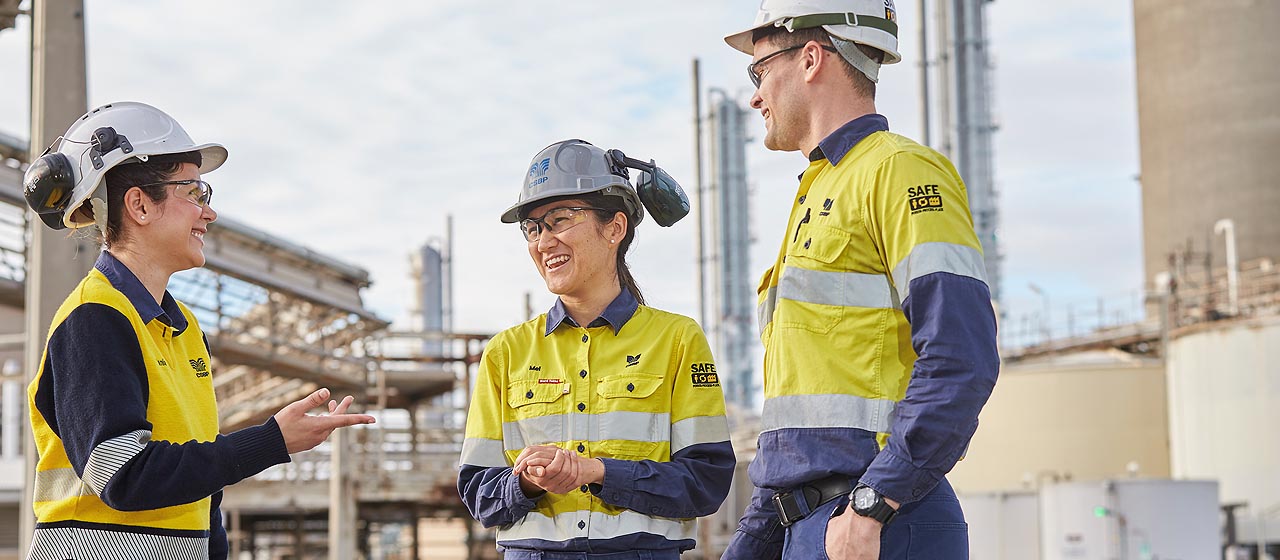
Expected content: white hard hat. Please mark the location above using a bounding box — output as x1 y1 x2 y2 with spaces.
23 101 227 229
724 0 902 64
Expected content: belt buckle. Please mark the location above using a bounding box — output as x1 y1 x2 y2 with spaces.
771 491 805 528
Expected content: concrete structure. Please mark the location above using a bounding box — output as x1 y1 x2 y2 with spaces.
706 91 756 409
1134 0 1280 287
1167 314 1280 546
948 350 1170 493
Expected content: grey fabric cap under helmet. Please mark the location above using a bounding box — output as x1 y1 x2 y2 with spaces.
500 139 643 224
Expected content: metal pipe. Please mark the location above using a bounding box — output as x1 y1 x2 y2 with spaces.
1213 218 1239 316
692 58 706 328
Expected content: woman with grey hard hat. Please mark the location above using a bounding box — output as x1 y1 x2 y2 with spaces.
458 139 735 559
22 101 374 560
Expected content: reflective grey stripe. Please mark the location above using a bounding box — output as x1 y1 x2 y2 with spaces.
761 394 896 433
30 526 208 560
758 286 777 337
670 415 731 455
82 429 150 496
459 437 508 468
498 508 694 544
33 467 89 503
891 242 988 301
502 411 672 451
778 266 897 309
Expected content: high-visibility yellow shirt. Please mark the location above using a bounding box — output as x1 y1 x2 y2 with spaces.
458 289 735 554
737 115 998 555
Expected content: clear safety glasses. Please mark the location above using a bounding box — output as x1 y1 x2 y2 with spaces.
519 207 607 242
137 179 214 209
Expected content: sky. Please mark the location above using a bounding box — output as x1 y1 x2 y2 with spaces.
0 1 1143 347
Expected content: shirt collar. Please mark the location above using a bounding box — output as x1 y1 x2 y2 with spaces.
544 289 640 337
95 251 189 335
808 113 890 165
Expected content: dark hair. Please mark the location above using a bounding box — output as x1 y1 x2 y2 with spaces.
520 193 645 305
755 27 884 99
101 161 178 247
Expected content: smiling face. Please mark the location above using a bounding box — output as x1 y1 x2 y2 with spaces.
524 198 624 300
749 35 812 152
134 163 219 273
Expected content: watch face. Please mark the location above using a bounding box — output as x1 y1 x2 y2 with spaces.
853 487 877 510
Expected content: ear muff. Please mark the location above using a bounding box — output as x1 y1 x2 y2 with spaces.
636 166 691 227
606 149 691 227
22 152 76 230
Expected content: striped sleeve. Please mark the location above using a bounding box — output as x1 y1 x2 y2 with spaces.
593 320 734 518
859 150 1000 504
457 341 540 527
35 303 289 512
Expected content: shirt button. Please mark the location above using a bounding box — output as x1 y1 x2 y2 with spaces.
579 369 587 378
578 402 586 412
577 444 585 453
804 239 811 249
581 484 589 493
627 383 635 392
578 520 586 530
525 391 534 399
581 334 588 343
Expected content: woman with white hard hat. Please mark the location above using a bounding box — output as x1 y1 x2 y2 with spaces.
458 140 735 559
22 101 374 560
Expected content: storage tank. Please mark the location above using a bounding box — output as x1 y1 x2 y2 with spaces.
948 350 1169 493
1167 314 1280 543
1134 0 1280 287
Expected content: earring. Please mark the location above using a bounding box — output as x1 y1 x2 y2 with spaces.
610 240 616 244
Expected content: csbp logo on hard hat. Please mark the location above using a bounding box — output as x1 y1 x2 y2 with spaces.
528 158 551 187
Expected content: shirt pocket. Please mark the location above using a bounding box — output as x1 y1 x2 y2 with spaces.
506 379 570 445
595 374 666 460
778 225 851 334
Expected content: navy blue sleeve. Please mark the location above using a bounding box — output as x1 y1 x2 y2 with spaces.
860 272 1000 504
35 303 291 512
457 464 540 528
722 485 784 560
592 440 735 518
209 491 227 560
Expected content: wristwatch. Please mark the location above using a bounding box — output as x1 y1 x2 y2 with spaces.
850 484 897 525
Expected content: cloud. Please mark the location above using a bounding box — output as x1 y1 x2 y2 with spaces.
0 0 1144 341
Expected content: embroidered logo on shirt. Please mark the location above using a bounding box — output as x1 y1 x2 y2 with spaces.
626 354 641 368
537 378 562 384
691 363 719 387
157 359 168 367
189 358 210 378
908 185 944 214
529 365 542 372
819 198 834 217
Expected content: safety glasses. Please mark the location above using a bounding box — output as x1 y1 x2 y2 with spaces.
137 179 214 209
747 44 841 88
519 207 608 242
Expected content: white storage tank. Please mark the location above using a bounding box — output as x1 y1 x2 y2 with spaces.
1167 315 1280 543
1039 479 1218 560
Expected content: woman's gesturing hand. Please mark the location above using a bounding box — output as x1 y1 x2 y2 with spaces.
274 388 375 454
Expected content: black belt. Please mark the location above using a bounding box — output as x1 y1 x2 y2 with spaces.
770 475 853 527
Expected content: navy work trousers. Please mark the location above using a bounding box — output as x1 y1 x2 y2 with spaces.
782 477 968 559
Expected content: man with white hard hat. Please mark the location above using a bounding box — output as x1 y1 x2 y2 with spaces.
722 1 1000 558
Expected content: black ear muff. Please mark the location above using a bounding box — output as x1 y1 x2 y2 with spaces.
636 165 690 227
88 126 132 170
23 152 75 230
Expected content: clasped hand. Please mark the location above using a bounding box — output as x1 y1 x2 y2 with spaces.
512 444 605 496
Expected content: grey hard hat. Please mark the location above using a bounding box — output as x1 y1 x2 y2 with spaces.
500 139 643 224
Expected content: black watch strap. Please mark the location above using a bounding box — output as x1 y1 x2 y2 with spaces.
850 484 897 525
